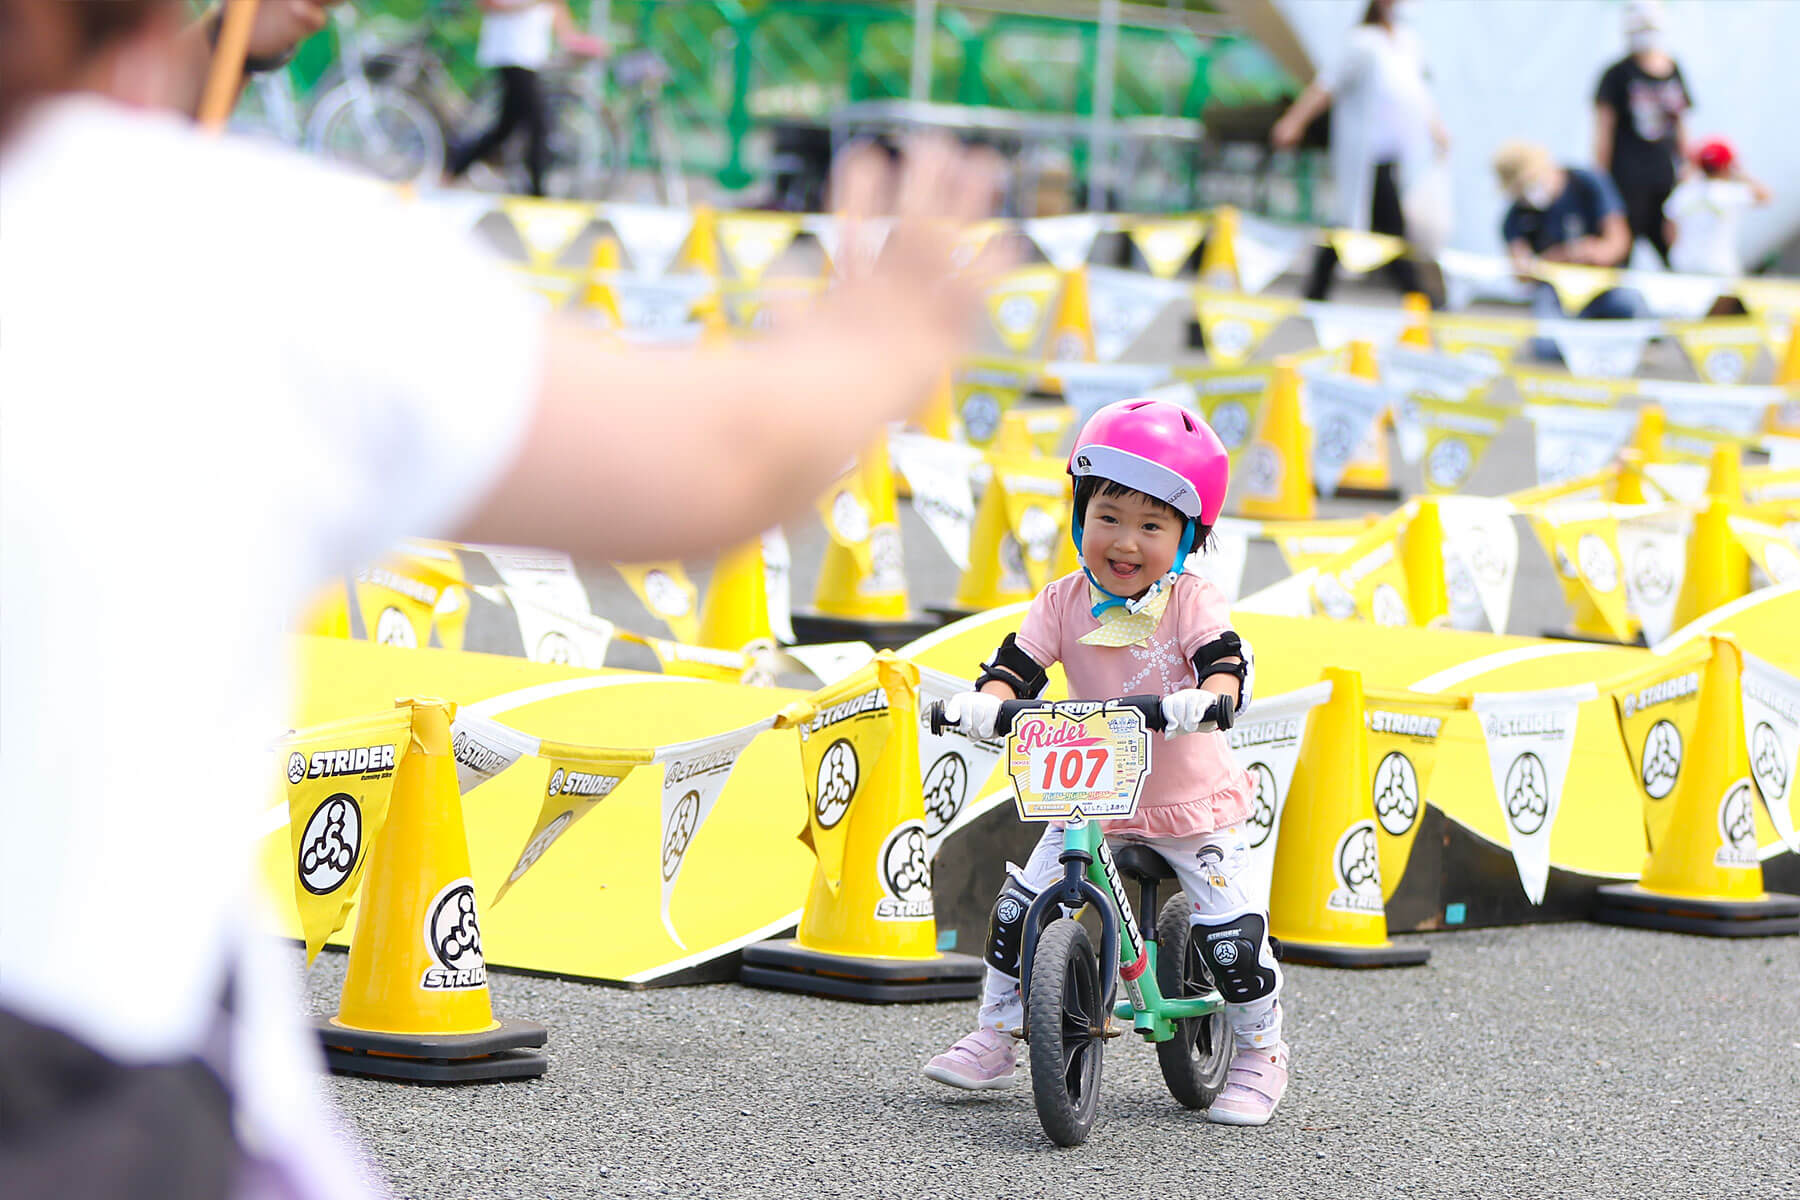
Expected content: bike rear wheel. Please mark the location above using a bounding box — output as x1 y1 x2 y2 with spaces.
1154 893 1232 1110
1025 917 1105 1146
305 84 443 184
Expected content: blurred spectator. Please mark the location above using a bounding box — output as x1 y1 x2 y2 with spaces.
1270 0 1448 303
1666 137 1772 280
1593 0 1690 268
443 0 605 198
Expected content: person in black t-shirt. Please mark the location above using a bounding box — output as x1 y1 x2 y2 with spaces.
1594 0 1691 267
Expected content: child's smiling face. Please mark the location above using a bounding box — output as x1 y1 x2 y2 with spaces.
1080 487 1184 597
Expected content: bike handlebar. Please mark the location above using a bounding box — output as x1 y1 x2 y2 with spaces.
926 695 1169 738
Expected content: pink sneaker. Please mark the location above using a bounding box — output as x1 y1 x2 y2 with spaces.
922 1027 1017 1090
1206 1041 1289 1126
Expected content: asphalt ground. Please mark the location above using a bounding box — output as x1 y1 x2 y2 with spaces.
308 271 1800 1199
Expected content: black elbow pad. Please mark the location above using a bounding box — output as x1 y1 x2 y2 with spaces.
976 633 1049 698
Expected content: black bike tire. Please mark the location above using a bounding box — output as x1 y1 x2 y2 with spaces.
1025 917 1105 1147
1154 892 1232 1110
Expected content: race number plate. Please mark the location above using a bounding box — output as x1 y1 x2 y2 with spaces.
1006 703 1152 822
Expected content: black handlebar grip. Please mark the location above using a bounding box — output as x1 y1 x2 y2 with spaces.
926 701 951 737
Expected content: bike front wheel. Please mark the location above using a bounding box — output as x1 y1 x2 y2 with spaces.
1025 917 1105 1146
305 84 443 184
1154 892 1232 1110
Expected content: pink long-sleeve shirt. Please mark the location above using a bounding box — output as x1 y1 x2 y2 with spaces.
1015 571 1253 838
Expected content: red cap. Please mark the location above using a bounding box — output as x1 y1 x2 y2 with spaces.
1695 138 1735 174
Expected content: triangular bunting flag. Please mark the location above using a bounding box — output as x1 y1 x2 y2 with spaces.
1472 685 1595 904
1727 515 1800 586
1633 379 1780 437
1185 516 1253 602
953 359 1031 445
1128 216 1206 279
1741 650 1800 852
1429 315 1535 373
1627 271 1724 320
655 722 768 945
1611 649 1706 848
1304 301 1414 352
983 265 1062 355
1023 213 1104 272
1733 279 1800 359
1534 263 1621 315
1531 506 1636 641
805 213 893 275
1437 496 1520 634
1306 372 1393 495
1667 318 1766 385
915 666 1006 851
1194 291 1296 367
447 713 540 798
605 202 696 277
499 197 595 268
1180 365 1275 462
606 272 715 333
1083 266 1183 362
1364 693 1454 890
1228 683 1335 906
1524 403 1636 485
1415 394 1509 493
1232 212 1311 294
615 561 702 643
1512 370 1633 408
715 212 803 285
1052 362 1172 430
1539 318 1657 378
1327 229 1407 276
497 752 647 902
789 660 895 892
1615 506 1690 646
888 432 980 570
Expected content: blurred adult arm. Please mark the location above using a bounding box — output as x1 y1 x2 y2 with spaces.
454 140 1006 562
551 1 608 57
1271 81 1331 152
169 1 343 117
1593 102 1616 174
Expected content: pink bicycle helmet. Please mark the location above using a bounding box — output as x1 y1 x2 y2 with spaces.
1068 397 1231 526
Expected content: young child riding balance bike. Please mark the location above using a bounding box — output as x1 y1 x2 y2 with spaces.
923 397 1289 1126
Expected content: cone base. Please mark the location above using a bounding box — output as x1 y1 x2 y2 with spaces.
740 939 984 1003
1329 482 1402 502
1539 627 1646 647
316 1017 549 1082
1592 883 1800 938
1273 938 1432 968
790 612 947 650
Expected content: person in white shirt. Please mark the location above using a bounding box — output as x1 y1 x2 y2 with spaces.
444 0 605 197
0 2 1002 1196
1666 136 1772 281
1270 0 1450 302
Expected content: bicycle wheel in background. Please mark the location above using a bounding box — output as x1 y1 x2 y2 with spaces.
1025 917 1105 1147
1154 893 1231 1110
305 83 444 184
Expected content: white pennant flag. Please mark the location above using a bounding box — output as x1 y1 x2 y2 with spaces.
1023 213 1104 272
1473 685 1595 903
805 214 893 274
1084 266 1184 362
447 713 540 796
1303 302 1414 352
1539 318 1658 378
1185 517 1253 602
761 527 796 645
1616 507 1690 646
1231 212 1311 295
1227 683 1334 907
1624 272 1724 320
889 433 980 570
915 666 1008 853
608 272 715 332
1306 373 1392 495
1524 404 1637 485
1435 248 1536 308
605 202 696 277
656 722 768 946
1633 380 1781 438
1051 362 1173 430
1740 650 1800 852
477 547 616 667
1437 497 1520 634
481 544 592 614
1379 345 1500 402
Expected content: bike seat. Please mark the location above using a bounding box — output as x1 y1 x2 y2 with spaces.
1111 843 1179 884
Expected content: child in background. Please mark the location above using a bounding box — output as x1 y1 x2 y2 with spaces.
1666 137 1772 280
921 398 1289 1127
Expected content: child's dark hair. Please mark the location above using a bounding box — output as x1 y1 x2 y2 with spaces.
1073 476 1215 553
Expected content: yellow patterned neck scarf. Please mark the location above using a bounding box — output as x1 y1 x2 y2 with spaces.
1078 581 1172 647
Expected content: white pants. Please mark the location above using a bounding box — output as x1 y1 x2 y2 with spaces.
976 823 1283 1052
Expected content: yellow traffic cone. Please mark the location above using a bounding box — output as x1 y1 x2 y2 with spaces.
1631 403 1666 464
1239 360 1317 520
1673 497 1750 630
1399 293 1432 348
682 204 721 277
1594 637 1800 935
1777 322 1800 386
316 698 547 1080
1268 667 1431 966
1044 266 1096 366
582 233 624 328
795 439 941 647
1613 449 1651 504
740 654 984 999
1400 498 1448 626
1335 339 1398 497
946 415 1069 615
1199 205 1239 291
698 538 774 652
1705 441 1742 500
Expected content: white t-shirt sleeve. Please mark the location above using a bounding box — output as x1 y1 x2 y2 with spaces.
1317 27 1377 96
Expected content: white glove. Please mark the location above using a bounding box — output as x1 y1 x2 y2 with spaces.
1162 689 1227 737
944 691 1002 739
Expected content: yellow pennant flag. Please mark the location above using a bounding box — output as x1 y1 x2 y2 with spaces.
715 212 803 286
1534 262 1621 315
1611 646 1709 850
1727 515 1800 586
495 749 651 903
1179 364 1276 464
1312 531 1414 626
1734 278 1800 359
1667 318 1767 385
996 470 1073 593
615 562 702 644
1194 291 1297 367
1415 395 1511 493
498 197 595 269
1364 697 1453 897
983 265 1062 355
1431 316 1537 373
953 358 1030 446
1532 509 1635 641
1128 216 1207 279
353 557 461 649
815 465 877 574
784 659 899 893
281 709 414 963
950 218 1009 271
1327 229 1407 276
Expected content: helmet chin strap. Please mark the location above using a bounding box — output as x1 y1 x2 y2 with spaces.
1073 520 1198 617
